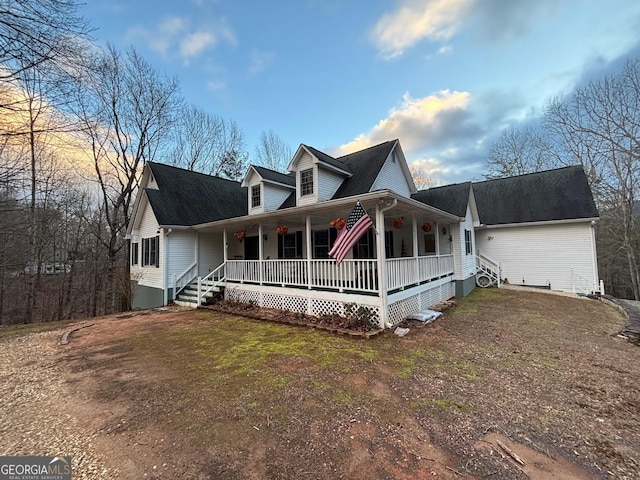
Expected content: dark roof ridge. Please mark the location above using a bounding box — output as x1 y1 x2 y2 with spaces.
148 161 241 186
474 165 582 186
251 165 296 186
335 139 397 160
302 144 351 173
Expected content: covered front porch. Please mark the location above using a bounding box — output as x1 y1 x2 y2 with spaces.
174 191 462 328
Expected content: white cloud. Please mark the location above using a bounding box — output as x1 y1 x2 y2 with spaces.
371 0 473 58
331 89 530 184
206 80 226 91
248 50 275 75
127 16 235 63
180 31 216 61
335 90 472 156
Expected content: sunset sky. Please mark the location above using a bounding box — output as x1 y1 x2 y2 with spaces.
80 0 640 184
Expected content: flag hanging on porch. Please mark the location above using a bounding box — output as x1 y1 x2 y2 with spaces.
329 200 374 265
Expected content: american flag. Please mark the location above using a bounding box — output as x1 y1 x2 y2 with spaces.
329 200 373 265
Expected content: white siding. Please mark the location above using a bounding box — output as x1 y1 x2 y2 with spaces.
147 172 158 189
264 184 292 212
371 151 412 197
452 205 476 281
167 230 197 284
296 152 317 206
198 232 224 276
475 222 598 293
131 201 163 289
317 168 344 202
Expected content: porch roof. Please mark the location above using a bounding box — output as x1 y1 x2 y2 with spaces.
193 189 462 233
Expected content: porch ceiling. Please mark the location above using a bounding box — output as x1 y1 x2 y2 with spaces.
194 190 460 233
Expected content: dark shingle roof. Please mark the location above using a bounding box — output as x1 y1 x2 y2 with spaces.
331 140 397 199
411 182 471 218
303 145 352 174
412 165 598 224
146 162 247 226
252 165 295 187
472 165 598 225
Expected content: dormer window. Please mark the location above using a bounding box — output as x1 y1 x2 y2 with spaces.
301 168 314 196
251 185 261 208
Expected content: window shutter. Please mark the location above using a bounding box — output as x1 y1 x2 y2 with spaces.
155 236 160 267
277 234 283 259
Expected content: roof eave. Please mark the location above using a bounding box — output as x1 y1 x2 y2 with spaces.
262 178 296 189
478 217 599 229
193 190 460 230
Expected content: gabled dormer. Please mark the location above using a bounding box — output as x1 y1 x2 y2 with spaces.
241 165 295 215
287 145 352 206
331 140 416 200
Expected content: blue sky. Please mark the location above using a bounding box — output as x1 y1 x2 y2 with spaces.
81 0 640 184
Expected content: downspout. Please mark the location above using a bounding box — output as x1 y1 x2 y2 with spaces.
590 220 599 294
377 198 397 329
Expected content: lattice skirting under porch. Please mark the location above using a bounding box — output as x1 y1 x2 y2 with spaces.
224 280 455 329
386 280 456 327
224 285 382 326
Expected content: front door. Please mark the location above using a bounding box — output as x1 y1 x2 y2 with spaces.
244 236 259 260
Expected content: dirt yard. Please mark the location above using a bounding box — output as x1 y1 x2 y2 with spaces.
0 288 638 479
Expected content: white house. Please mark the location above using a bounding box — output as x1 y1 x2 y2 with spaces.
126 140 600 329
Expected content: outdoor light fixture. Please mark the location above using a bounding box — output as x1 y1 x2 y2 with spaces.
441 226 447 235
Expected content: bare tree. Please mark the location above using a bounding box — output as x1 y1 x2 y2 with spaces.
545 58 640 299
254 129 292 172
485 124 563 179
76 45 180 313
0 0 89 83
169 105 248 180
409 162 438 190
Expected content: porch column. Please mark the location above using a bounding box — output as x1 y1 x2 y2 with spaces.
305 215 312 290
258 224 264 285
412 216 418 286
195 231 200 273
223 229 228 263
375 204 389 329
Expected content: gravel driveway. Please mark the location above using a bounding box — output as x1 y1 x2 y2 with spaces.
0 330 113 479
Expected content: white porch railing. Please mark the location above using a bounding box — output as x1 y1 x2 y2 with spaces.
173 261 198 298
198 262 227 304
225 255 454 294
387 255 454 291
476 254 502 287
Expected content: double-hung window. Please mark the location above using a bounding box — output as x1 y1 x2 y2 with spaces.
464 229 472 255
301 168 313 196
142 236 159 267
251 185 261 208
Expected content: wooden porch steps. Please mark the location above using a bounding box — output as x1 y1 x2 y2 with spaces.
174 280 224 308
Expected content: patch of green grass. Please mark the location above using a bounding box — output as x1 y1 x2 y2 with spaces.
130 316 381 400
450 288 506 315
